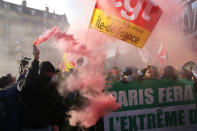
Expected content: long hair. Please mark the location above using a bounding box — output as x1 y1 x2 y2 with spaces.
161 66 177 80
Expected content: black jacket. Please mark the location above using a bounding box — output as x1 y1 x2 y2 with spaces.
20 60 66 129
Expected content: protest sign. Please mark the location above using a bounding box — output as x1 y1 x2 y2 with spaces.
104 79 197 131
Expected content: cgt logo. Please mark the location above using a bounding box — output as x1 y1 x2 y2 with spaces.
112 0 158 21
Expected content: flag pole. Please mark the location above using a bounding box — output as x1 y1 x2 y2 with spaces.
83 28 90 45
163 35 167 67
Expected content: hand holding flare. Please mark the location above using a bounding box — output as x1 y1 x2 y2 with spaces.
33 45 40 60
33 39 39 45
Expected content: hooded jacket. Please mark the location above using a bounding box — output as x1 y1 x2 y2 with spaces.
20 59 66 129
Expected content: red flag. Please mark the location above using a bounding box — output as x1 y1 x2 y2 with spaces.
157 42 167 67
90 0 163 48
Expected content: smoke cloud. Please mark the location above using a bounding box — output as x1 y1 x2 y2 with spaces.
144 0 197 68
101 0 197 69
0 0 196 128
33 26 120 128
34 27 59 45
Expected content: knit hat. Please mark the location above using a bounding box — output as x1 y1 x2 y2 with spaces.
40 61 58 74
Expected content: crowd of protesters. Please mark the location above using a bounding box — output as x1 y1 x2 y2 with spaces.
0 45 197 131
105 65 195 84
0 45 81 131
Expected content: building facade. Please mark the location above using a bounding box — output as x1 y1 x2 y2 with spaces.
181 0 197 37
0 0 69 75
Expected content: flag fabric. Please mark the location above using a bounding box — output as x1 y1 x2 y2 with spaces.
61 54 75 72
157 42 167 67
90 0 163 48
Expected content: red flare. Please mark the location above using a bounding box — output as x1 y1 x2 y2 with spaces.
33 39 39 45
33 26 59 45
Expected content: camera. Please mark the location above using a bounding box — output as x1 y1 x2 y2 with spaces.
19 57 31 74
20 57 31 67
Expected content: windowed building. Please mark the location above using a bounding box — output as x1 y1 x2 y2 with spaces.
0 0 69 75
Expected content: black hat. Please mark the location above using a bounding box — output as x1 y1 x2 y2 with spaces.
40 61 59 74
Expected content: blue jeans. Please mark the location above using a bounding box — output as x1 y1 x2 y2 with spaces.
21 126 53 131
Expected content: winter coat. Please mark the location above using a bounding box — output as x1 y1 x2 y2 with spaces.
0 84 20 131
20 60 66 129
